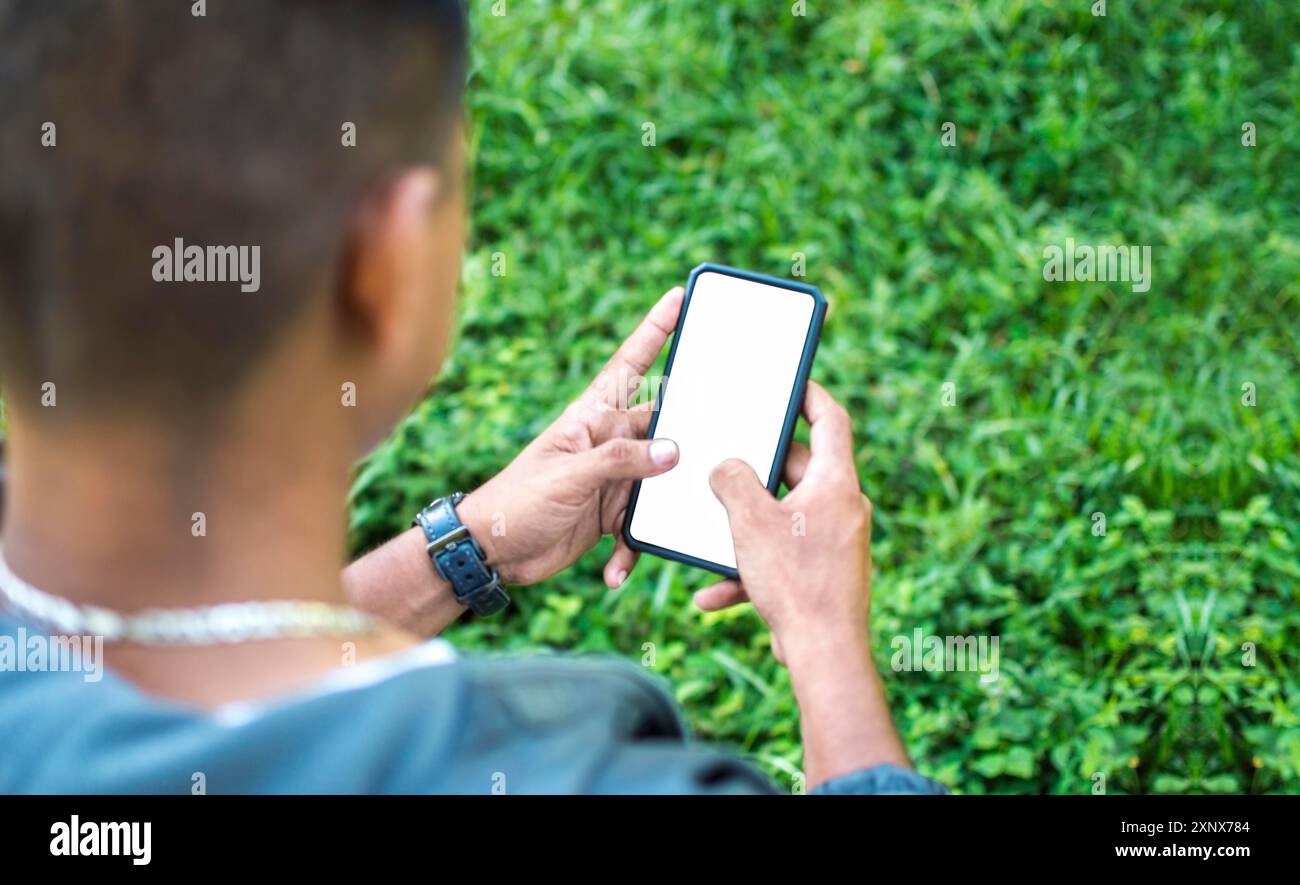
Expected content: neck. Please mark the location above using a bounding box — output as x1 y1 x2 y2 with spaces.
0 409 354 613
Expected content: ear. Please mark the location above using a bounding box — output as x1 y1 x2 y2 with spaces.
338 166 441 347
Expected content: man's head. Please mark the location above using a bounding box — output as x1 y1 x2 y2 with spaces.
0 0 468 454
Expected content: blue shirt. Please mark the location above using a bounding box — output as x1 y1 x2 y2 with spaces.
0 613 945 795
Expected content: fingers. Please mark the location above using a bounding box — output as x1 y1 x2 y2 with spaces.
575 436 679 485
709 459 778 528
782 441 811 488
801 380 855 476
595 287 684 396
584 399 656 444
693 580 749 611
604 537 639 589
625 402 656 437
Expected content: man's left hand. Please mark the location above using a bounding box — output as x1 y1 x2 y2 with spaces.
457 286 684 588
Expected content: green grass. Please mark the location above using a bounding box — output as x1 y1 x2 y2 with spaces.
348 0 1300 793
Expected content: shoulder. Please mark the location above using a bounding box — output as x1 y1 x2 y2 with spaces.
428 653 778 794
0 629 775 795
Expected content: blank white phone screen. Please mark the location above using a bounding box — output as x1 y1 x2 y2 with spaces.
628 271 816 570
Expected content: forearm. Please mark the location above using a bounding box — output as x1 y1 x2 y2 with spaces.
342 487 523 636
342 526 467 637
784 632 912 790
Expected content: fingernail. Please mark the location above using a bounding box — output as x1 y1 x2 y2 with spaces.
615 569 628 588
650 438 679 466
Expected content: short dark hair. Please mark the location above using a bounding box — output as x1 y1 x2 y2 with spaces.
0 0 467 423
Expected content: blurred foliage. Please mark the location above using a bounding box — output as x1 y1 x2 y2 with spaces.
348 0 1300 793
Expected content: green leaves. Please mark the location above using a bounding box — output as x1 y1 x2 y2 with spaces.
345 0 1300 794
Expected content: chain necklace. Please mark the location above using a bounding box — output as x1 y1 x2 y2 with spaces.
0 545 378 645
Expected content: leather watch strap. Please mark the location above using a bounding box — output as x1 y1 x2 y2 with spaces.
413 493 510 616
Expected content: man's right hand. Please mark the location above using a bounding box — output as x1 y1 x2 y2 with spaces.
696 380 873 665
698 380 912 788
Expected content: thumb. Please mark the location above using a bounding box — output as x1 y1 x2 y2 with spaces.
575 437 679 485
709 458 776 528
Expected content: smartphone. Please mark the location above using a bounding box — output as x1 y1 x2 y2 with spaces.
622 263 827 579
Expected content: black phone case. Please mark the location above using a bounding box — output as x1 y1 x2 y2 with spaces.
620 262 827 579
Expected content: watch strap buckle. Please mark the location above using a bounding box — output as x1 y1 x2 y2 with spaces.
425 523 470 555
413 494 510 617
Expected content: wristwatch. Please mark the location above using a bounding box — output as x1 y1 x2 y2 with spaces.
412 493 510 616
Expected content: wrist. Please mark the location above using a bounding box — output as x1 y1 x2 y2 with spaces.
779 622 875 679
779 624 911 783
454 491 513 584
411 493 512 617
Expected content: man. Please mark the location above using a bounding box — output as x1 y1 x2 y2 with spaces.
0 0 942 795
